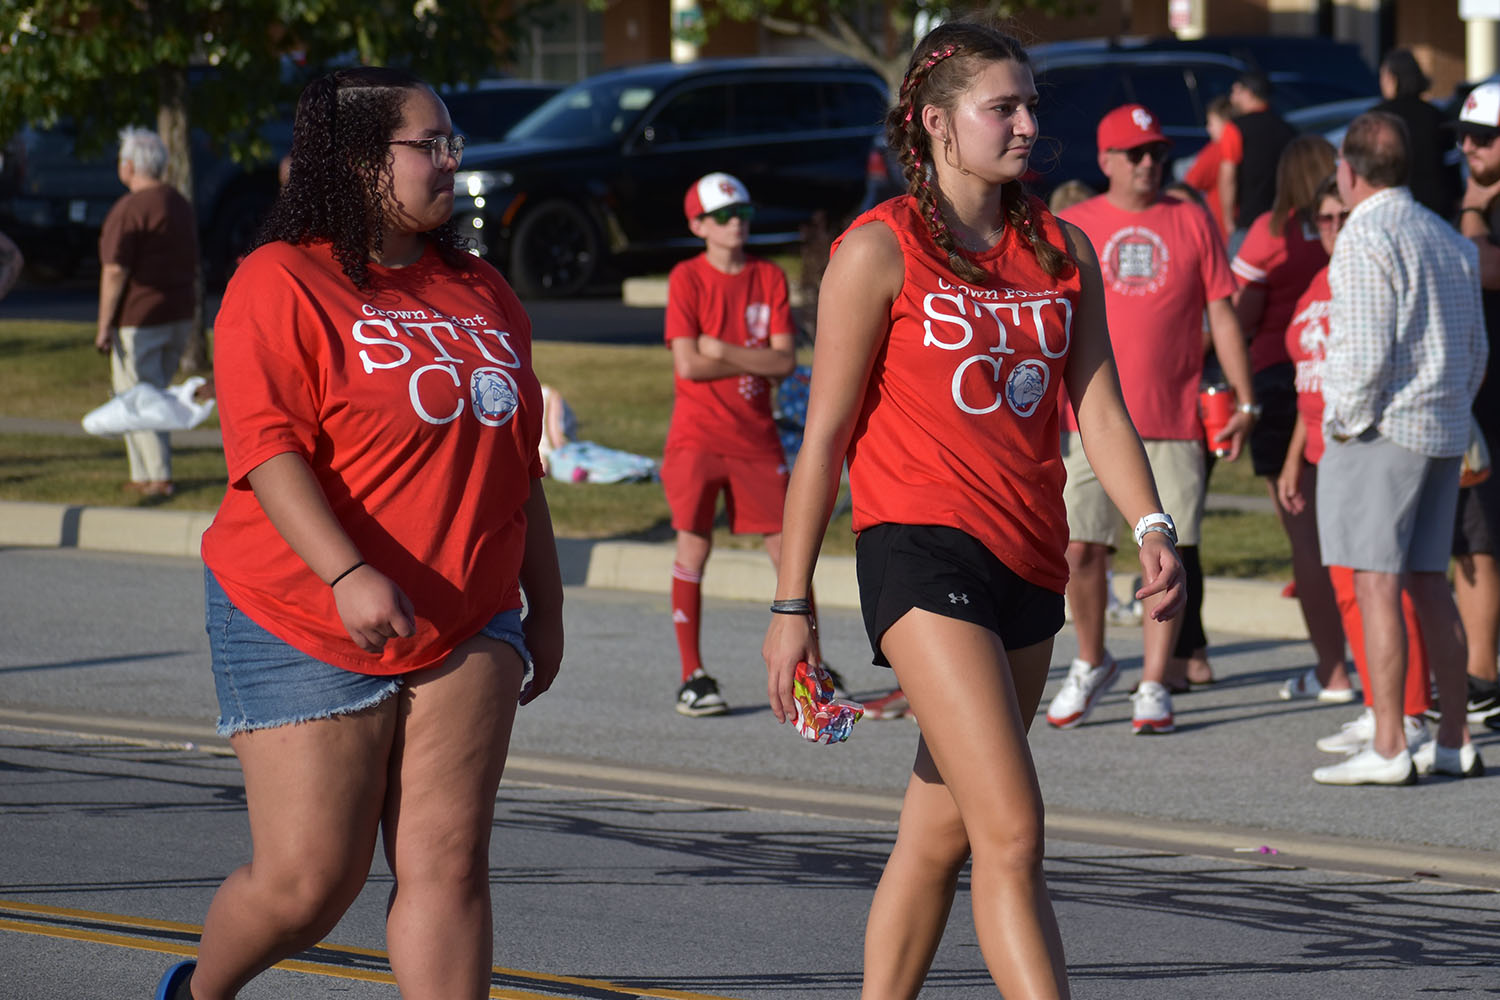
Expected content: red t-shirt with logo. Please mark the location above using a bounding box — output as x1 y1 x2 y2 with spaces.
200 240 543 675
834 196 1082 593
1285 266 1333 464
663 254 794 460
1232 209 1328 372
1180 121 1240 240
1059 194 1236 439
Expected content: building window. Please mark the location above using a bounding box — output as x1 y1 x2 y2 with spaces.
519 0 604 83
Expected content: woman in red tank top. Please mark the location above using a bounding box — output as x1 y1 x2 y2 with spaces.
762 19 1185 997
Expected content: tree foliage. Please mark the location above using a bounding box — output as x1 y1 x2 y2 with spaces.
707 1 1093 93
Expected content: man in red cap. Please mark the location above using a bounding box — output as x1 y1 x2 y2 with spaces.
1044 104 1257 735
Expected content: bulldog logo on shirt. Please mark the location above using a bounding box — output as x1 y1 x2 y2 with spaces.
1100 225 1171 296
471 368 520 426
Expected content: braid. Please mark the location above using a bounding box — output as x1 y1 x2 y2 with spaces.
886 19 1075 283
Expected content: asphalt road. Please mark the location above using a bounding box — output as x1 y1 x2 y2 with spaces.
2 547 1498 998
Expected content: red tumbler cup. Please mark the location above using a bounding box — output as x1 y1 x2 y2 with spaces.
1199 383 1236 458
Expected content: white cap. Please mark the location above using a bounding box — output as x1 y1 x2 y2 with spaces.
1458 82 1500 132
684 172 751 221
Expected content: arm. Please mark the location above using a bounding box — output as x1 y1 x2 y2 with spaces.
517 476 564 705
245 451 416 653
671 332 796 380
1276 414 1309 514
1217 159 1237 235
1205 296 1256 460
1458 176 1500 290
96 262 129 353
1060 222 1185 618
0 230 22 300
762 224 899 722
1233 281 1267 343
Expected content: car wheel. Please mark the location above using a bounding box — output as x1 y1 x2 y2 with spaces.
508 199 599 298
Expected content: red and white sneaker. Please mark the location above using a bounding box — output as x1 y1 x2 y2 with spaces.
861 688 911 720
1045 655 1119 729
1131 680 1176 734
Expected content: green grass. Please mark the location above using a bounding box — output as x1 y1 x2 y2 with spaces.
0 317 1285 572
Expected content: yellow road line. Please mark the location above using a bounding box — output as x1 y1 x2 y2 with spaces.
0 898 739 1000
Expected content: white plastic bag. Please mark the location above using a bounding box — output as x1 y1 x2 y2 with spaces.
82 376 216 436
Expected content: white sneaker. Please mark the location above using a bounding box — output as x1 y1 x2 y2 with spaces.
1315 708 1374 753
1130 680 1175 734
1403 714 1432 755
1045 655 1119 729
1278 667 1358 703
1411 740 1486 777
1313 746 1418 785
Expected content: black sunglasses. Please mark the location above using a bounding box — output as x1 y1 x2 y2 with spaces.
1112 143 1169 165
1457 131 1500 150
1315 210 1349 228
700 204 754 224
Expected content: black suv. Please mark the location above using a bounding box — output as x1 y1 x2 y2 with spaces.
450 57 889 297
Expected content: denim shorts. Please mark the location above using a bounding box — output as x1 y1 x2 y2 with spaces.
205 567 533 736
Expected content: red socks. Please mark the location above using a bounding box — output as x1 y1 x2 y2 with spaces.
672 563 703 682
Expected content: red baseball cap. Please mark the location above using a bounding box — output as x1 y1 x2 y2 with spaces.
1097 104 1170 153
684 172 751 221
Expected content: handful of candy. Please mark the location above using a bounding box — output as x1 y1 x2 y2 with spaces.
792 661 864 744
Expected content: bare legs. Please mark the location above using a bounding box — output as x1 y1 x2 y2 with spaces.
1068 539 1178 685
1453 553 1500 685
1268 470 1351 690
189 635 526 999
862 610 1067 1000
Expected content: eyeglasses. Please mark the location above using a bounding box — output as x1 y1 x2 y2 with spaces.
1457 131 1499 150
388 134 466 168
1111 143 1169 165
700 204 754 224
1315 210 1349 229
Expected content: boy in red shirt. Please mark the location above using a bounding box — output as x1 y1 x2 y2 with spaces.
663 173 798 715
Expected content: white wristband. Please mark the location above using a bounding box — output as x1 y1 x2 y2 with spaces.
1133 512 1178 547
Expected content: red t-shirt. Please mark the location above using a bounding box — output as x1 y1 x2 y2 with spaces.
663 254 794 461
200 240 543 675
1059 194 1237 439
834 196 1082 593
1285 266 1333 464
1231 209 1328 372
1180 123 1240 240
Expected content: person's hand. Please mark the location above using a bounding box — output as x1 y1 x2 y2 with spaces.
1213 410 1253 462
696 335 724 360
762 612 819 724
331 564 417 653
520 607 563 706
1276 458 1305 515
1464 174 1500 212
1135 534 1186 622
94 326 115 354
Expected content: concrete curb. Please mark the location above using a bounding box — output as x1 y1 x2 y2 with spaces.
0 499 1307 640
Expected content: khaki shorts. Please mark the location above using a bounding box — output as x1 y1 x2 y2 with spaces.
1061 432 1205 547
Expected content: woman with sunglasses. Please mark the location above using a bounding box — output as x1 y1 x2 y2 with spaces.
154 66 564 1000
764 18 1183 995
1230 135 1358 703
1276 173 1434 759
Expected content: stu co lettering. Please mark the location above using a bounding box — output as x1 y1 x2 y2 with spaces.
922 278 1071 417
352 303 523 426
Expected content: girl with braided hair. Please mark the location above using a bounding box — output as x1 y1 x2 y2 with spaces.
154 66 564 999
762 20 1182 996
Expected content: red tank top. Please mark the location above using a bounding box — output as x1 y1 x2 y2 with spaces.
835 196 1082 593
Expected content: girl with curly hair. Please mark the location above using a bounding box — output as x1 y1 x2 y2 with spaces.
762 20 1183 997
154 66 564 1000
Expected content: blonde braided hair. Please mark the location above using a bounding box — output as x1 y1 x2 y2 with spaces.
884 20 1072 283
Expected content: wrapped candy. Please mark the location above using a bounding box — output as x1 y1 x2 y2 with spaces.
792 661 864 744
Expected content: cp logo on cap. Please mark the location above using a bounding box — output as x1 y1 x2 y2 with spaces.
718 179 739 198
1132 108 1154 131
1468 93 1480 113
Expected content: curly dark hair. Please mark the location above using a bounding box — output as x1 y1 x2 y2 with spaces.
885 19 1071 284
252 66 472 289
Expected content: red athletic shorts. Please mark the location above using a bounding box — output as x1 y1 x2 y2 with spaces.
661 446 788 535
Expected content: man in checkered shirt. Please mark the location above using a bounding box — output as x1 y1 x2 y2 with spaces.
1314 111 1489 785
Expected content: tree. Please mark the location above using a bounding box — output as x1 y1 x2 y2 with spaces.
0 0 525 368
707 1 1094 94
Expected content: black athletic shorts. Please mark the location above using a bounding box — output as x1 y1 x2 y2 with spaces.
854 523 1065 667
1248 363 1299 478
1453 474 1500 556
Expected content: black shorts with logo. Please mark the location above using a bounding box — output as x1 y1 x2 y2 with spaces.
854 523 1065 668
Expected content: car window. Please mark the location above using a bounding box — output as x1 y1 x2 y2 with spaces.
822 80 888 130
644 84 734 144
731 81 824 137
1124 67 1197 127
442 88 557 144
1036 66 1129 136
1191 65 1241 111
509 80 656 142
